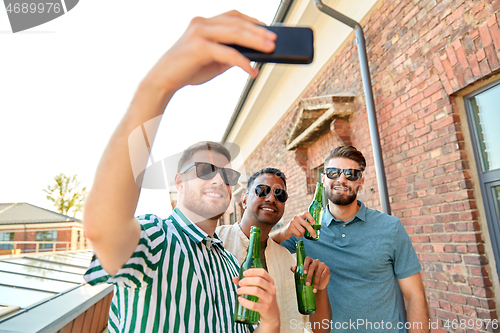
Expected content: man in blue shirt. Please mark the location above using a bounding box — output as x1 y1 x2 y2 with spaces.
271 146 429 332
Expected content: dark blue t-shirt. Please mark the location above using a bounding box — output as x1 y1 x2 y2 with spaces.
282 200 421 332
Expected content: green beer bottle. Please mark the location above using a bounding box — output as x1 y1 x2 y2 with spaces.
305 182 324 241
295 240 316 314
234 226 263 324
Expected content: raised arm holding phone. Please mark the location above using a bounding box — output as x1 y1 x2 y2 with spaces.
83 11 282 332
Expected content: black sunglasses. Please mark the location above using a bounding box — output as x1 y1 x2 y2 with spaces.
324 167 363 181
254 184 288 203
180 162 241 186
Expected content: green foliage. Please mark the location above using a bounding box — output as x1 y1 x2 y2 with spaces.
44 173 87 217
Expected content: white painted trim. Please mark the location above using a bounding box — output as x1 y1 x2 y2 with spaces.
225 0 379 170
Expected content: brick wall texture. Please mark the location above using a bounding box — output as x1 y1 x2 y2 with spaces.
5 226 84 252
231 0 500 331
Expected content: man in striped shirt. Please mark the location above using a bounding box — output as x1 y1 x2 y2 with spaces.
83 11 281 332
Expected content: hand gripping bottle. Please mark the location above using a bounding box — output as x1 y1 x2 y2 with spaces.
234 226 263 324
295 240 316 314
305 182 324 241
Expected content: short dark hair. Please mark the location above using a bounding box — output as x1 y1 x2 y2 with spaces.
324 146 366 171
246 168 287 192
177 141 232 172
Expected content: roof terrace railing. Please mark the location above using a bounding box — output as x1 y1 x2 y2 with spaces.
0 241 92 255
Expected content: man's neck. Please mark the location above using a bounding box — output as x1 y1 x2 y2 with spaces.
328 200 359 223
175 204 218 236
239 215 272 248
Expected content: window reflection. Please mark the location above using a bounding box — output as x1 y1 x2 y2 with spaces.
493 186 500 229
35 230 58 251
6 259 87 274
0 286 54 309
470 84 500 171
0 271 79 293
0 262 84 283
0 250 93 309
0 232 14 250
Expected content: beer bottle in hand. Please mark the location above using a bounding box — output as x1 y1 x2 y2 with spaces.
295 240 316 314
305 182 324 241
234 226 263 324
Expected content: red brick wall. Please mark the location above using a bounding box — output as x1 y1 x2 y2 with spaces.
57 229 71 250
234 0 500 330
2 226 79 252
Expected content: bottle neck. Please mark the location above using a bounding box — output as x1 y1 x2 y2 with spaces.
296 244 306 266
313 184 323 202
247 231 261 259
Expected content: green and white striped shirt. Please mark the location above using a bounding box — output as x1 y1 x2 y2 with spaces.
84 208 253 332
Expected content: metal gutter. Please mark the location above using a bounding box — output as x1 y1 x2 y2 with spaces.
221 0 295 143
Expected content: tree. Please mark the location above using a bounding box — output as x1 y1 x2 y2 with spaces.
44 173 87 217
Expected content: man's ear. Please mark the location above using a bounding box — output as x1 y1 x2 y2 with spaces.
241 193 248 210
358 175 365 192
321 173 326 183
175 173 184 193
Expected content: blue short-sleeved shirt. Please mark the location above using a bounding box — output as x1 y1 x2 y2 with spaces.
282 200 421 332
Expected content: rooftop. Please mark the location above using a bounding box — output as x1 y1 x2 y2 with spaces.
0 203 81 225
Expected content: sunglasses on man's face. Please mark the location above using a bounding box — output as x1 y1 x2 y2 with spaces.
324 167 363 181
180 162 241 186
254 184 288 203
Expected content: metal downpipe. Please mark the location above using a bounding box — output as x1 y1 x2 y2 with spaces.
313 0 407 322
313 0 391 215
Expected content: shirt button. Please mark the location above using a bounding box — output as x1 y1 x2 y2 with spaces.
342 225 345 227
341 234 345 238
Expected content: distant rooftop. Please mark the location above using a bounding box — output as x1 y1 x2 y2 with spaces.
0 203 81 225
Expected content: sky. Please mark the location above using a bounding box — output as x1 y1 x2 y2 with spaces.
0 0 282 219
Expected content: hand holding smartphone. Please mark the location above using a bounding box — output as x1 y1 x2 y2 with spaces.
226 25 314 64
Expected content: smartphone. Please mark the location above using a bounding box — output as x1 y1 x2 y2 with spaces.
226 25 314 64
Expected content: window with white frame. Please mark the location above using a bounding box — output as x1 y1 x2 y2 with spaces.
0 232 14 249
36 230 58 250
465 80 500 277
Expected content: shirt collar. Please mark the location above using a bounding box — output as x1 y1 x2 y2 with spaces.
323 200 367 226
171 207 223 249
231 223 250 247
229 222 273 249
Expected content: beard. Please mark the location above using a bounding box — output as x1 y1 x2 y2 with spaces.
325 182 358 206
182 184 231 221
